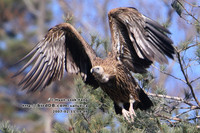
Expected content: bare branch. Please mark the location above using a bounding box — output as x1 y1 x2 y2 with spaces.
58 0 92 32
151 64 186 83
37 0 46 40
58 0 72 16
187 116 200 121
23 0 39 16
174 109 193 118
178 43 200 53
176 48 200 106
155 113 183 122
176 0 200 25
184 0 200 7
190 76 200 84
147 92 198 107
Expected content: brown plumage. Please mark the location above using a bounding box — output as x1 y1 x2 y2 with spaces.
14 7 175 122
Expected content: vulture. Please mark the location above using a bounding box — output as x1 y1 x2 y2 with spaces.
14 7 175 122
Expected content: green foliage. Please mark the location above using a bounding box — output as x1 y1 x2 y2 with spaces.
178 39 193 51
67 78 115 133
90 34 109 57
195 46 200 64
133 72 154 89
26 113 41 121
0 39 31 66
53 76 156 132
0 121 25 133
53 123 68 133
171 0 183 17
160 122 200 133
53 75 200 133
195 23 200 35
53 78 114 133
64 14 74 24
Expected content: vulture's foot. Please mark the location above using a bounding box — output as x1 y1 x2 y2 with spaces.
122 108 135 123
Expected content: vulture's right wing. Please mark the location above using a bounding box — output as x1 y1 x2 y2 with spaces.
13 23 99 92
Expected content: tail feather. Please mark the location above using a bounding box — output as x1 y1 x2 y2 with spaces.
134 89 153 110
113 89 153 115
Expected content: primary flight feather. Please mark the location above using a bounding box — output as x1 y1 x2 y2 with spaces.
14 7 175 122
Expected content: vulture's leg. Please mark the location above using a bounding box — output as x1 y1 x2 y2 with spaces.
129 96 136 121
119 103 133 122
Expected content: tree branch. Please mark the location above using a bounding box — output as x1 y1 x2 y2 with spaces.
176 48 200 106
155 113 183 122
151 64 186 83
179 43 200 53
190 76 200 84
176 0 200 25
23 0 39 17
184 0 200 8
146 92 198 107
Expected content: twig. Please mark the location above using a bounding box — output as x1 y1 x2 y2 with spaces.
155 113 183 122
187 116 200 121
190 76 200 84
146 92 199 108
175 106 198 109
155 113 200 124
165 119 179 126
179 43 200 53
176 49 200 107
151 64 186 83
183 59 198 71
81 113 90 124
176 0 200 24
174 109 192 118
183 0 200 7
23 0 39 16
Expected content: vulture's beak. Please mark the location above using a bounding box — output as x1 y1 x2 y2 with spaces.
90 67 100 74
90 68 94 73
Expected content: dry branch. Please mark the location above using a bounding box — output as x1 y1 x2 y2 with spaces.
176 48 200 106
147 91 200 123
175 0 200 25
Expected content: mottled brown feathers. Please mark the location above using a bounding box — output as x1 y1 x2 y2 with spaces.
102 64 140 103
14 7 174 118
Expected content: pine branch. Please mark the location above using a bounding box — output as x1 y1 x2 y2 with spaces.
146 92 198 107
0 121 25 133
155 113 183 122
146 91 200 124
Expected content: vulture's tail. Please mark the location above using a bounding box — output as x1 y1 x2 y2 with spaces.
134 89 153 110
113 89 153 115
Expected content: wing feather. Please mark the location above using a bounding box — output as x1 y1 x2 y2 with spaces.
14 23 99 92
108 7 175 73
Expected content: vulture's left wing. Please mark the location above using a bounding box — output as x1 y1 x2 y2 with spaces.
108 7 175 73
13 23 99 92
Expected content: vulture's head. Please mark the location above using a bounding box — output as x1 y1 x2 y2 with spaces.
90 66 109 83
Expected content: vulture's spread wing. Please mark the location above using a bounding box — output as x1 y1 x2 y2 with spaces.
108 7 175 73
14 23 99 92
